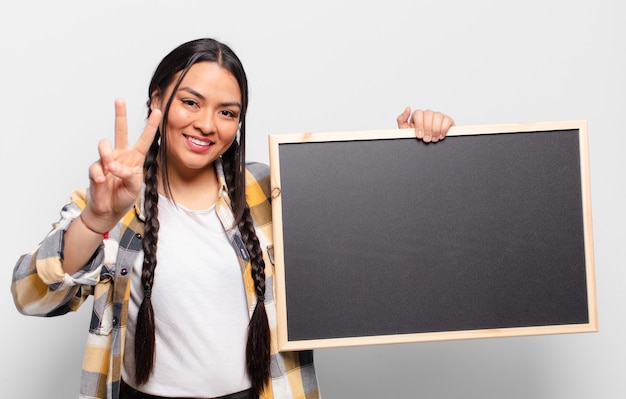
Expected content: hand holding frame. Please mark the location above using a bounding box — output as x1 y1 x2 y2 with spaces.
397 108 455 143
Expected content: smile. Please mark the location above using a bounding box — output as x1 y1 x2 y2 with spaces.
185 135 213 147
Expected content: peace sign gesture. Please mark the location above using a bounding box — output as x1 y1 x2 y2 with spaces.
81 99 162 234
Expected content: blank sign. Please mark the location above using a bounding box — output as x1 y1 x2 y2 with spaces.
269 120 596 351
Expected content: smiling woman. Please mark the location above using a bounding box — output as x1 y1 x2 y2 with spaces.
153 62 242 194
9 37 453 399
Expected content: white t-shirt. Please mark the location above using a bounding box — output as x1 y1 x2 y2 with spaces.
122 195 252 397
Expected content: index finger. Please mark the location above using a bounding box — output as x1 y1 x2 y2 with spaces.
114 98 129 149
134 109 162 156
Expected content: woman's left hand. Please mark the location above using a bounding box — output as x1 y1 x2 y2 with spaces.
397 107 455 143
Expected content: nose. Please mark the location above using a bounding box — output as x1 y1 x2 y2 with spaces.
193 109 216 135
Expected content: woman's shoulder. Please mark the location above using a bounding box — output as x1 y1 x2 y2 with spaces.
245 161 269 180
245 162 271 202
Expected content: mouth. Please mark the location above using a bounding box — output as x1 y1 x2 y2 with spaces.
184 134 214 147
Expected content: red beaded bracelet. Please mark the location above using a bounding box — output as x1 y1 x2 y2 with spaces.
79 214 109 239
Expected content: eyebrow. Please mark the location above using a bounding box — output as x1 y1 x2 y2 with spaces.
179 86 242 109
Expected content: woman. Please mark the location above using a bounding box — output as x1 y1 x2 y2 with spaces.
11 38 454 399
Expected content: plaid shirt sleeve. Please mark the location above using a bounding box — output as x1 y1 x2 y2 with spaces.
11 188 107 317
11 188 141 399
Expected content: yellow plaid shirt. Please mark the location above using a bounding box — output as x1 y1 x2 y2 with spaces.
11 160 320 399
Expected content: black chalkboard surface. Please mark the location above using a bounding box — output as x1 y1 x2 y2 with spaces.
268 121 596 351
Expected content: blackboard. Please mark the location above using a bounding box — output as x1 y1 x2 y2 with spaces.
268 120 597 351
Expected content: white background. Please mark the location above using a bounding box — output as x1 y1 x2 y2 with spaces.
1 1 624 398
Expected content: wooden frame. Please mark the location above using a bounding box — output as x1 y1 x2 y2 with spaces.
269 120 596 351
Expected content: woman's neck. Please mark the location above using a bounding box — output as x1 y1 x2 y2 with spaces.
158 163 219 210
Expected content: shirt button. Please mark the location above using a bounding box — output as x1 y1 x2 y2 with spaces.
135 233 142 239
112 317 118 326
120 268 128 276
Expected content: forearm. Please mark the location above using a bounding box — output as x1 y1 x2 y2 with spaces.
63 203 123 275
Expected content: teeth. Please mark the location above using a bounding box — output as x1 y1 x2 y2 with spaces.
188 136 211 146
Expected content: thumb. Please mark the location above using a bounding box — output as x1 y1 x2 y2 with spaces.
396 106 412 128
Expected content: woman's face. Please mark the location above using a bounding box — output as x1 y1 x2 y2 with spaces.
154 61 242 177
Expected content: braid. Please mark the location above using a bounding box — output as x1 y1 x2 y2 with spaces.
223 144 271 396
239 213 267 300
241 207 271 396
135 135 160 385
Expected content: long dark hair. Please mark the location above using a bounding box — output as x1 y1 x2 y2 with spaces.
136 38 270 396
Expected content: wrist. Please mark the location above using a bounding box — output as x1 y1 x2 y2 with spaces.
79 214 109 239
79 208 117 239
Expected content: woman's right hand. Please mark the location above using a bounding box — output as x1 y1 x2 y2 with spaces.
81 99 162 233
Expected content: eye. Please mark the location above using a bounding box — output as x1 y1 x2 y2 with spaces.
220 109 239 119
181 99 199 108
